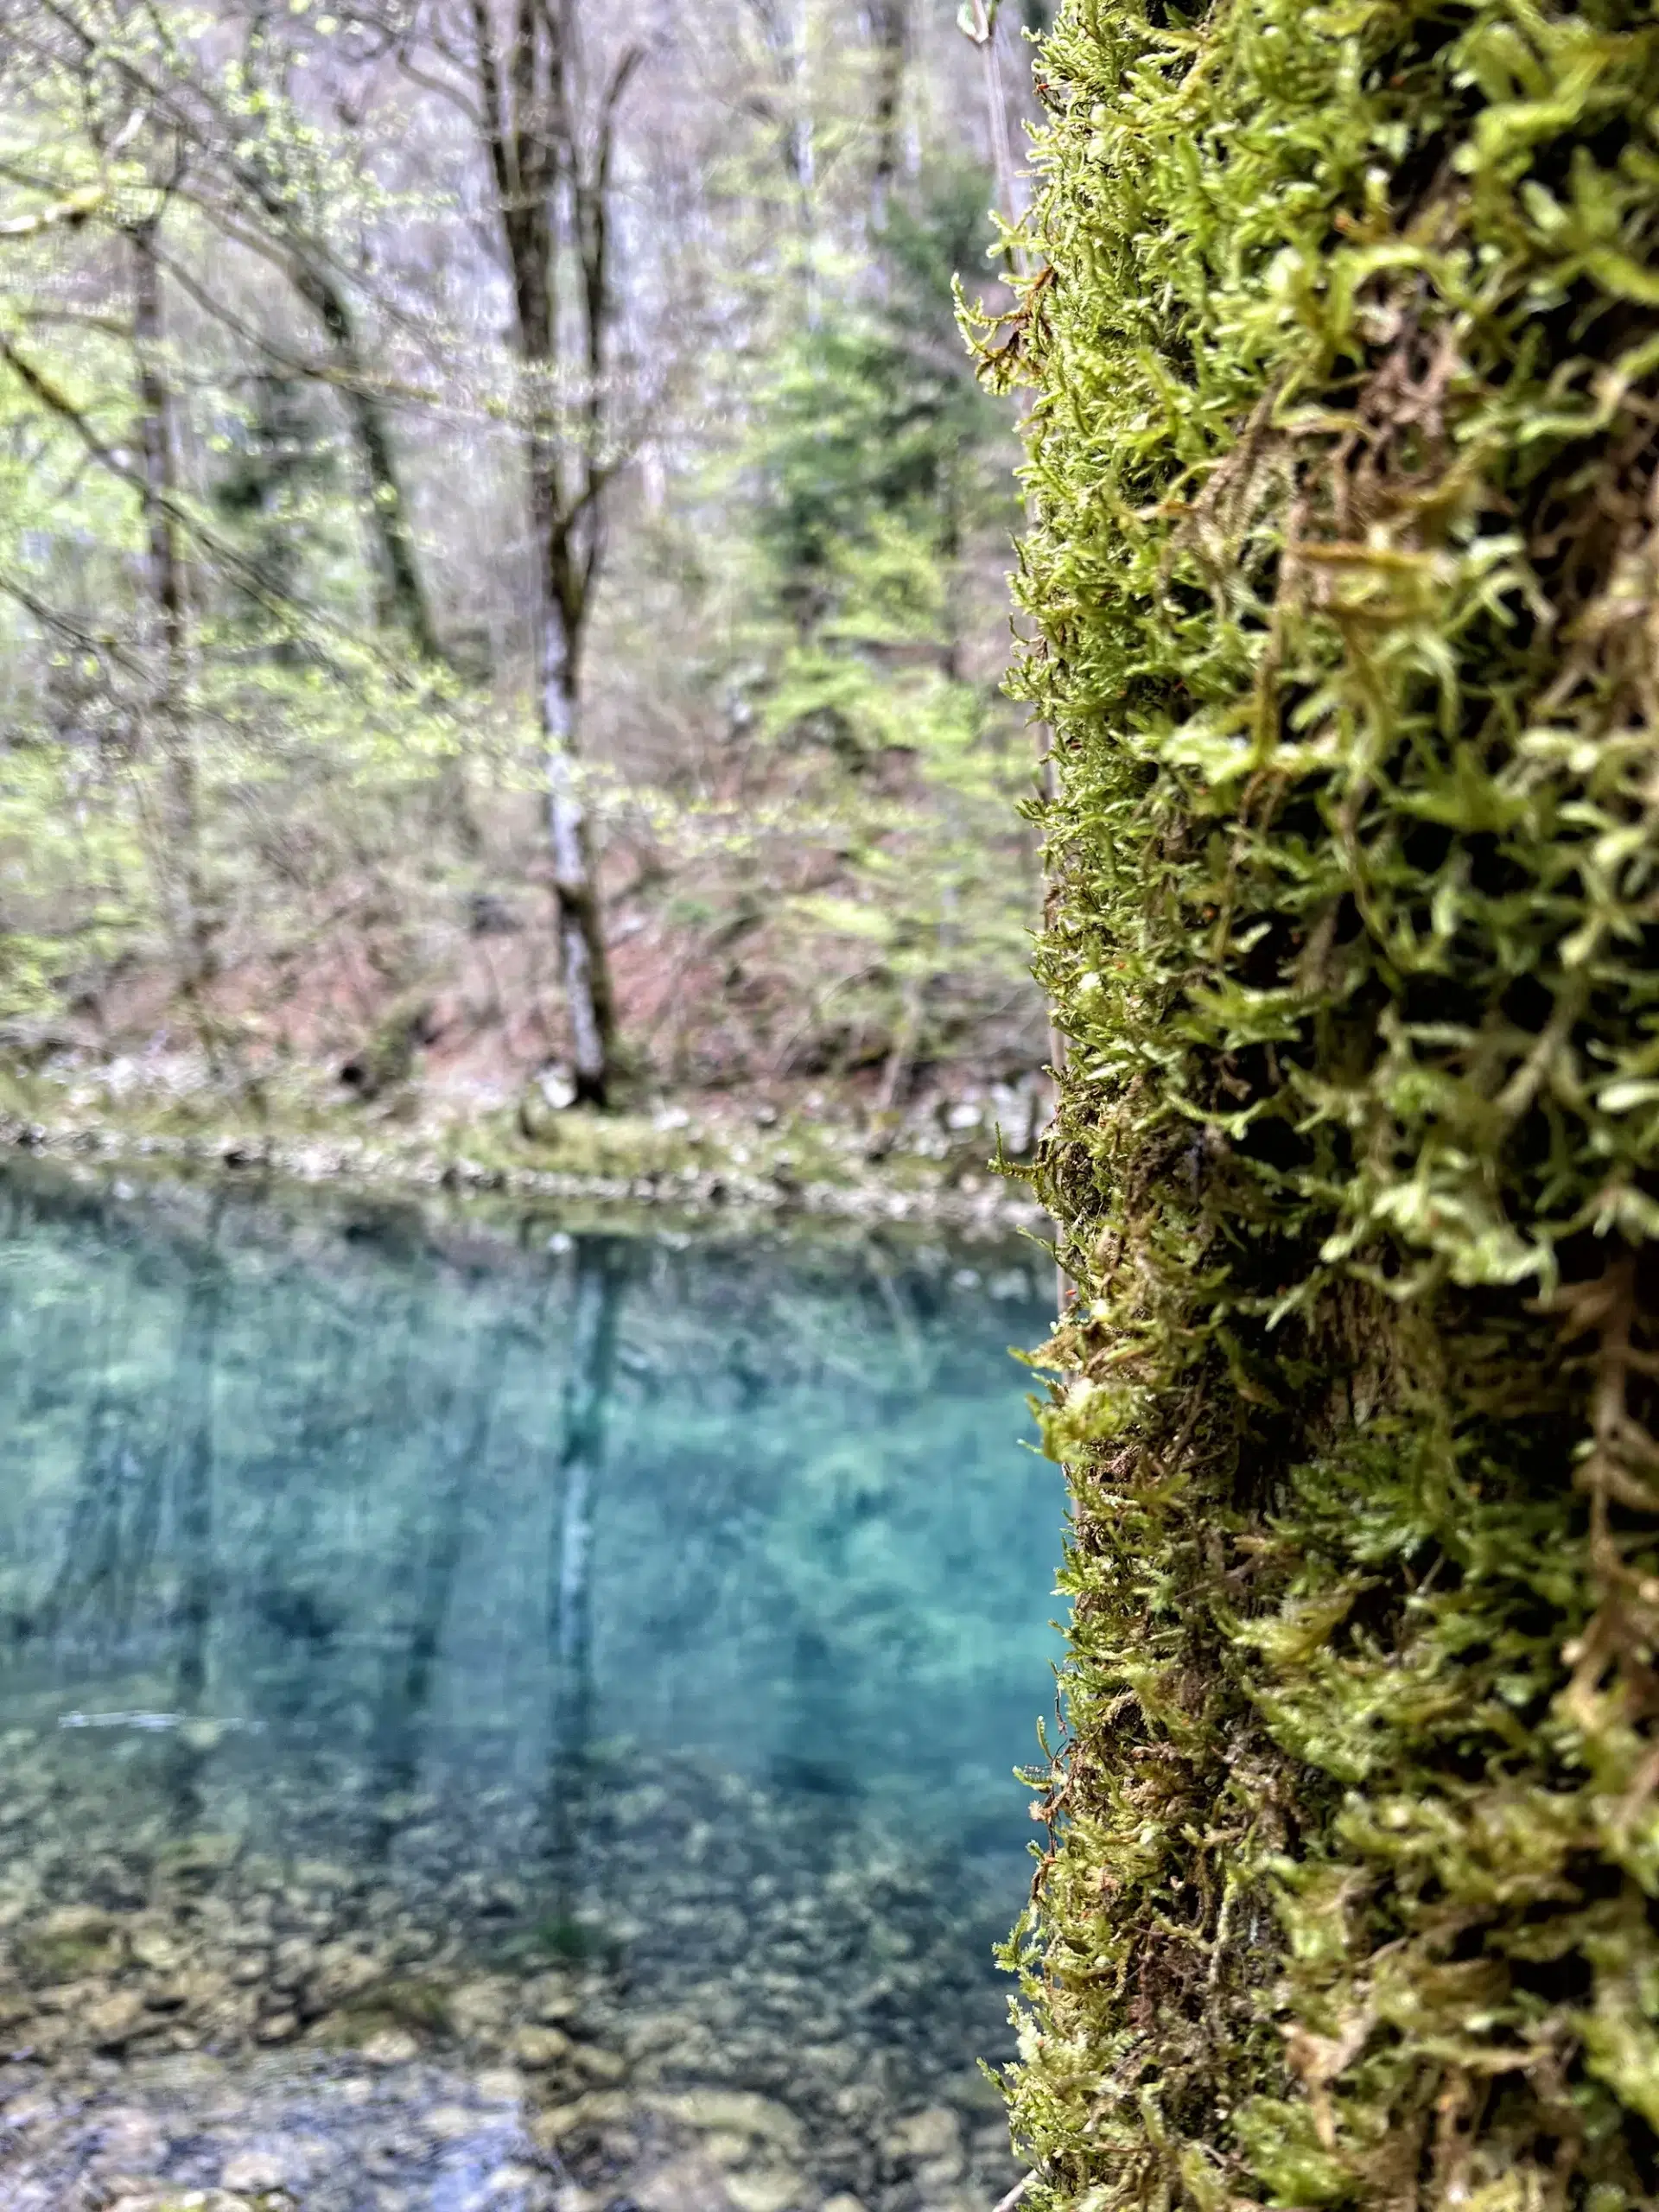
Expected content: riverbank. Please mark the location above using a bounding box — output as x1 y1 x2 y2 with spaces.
0 1065 1050 1241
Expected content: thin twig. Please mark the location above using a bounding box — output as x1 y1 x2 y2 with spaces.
994 2171 1039 2212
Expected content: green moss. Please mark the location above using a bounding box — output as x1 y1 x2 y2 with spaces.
514 1912 621 1968
994 0 1659 2202
311 1975 454 2046
15 1911 122 1983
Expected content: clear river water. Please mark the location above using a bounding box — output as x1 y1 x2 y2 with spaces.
0 1168 1059 2212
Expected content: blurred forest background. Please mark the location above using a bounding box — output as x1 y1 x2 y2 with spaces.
0 0 1049 1144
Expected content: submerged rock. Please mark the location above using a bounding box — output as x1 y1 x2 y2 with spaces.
649 2090 805 2157
725 2169 810 2212
86 1990 149 2050
513 2024 571 2069
882 2107 961 2164
0 1732 1022 2212
219 2147 289 2191
360 2026 419 2065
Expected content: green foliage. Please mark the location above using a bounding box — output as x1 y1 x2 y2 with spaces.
999 0 1659 2202
762 517 1036 1052
0 17 467 1059
710 168 1040 1082
754 167 1009 593
0 5 1048 1102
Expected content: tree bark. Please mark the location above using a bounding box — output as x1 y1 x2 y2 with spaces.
538 588 618 1104
516 294 620 1109
470 0 626 1107
964 0 1025 251
131 218 224 1081
868 0 908 234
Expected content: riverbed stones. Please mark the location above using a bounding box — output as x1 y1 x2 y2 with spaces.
728 2170 812 2212
88 2101 167 2171
130 1925 185 1975
0 1729 1023 2212
513 2024 571 2069
19 1904 124 1980
361 2027 419 2065
302 1948 383 2020
450 1975 514 2043
425 2101 484 2139
486 2164 544 2201
525 1974 581 2023
571 2040 627 2085
156 1832 243 1884
649 2090 805 2158
86 1989 149 2050
880 2106 967 2199
882 2107 961 2166
106 2193 255 2212
270 1938 318 1993
220 2146 289 2191
475 2066 525 2103
532 2087 635 2146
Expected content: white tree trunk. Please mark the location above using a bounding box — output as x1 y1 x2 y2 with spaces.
540 620 611 1103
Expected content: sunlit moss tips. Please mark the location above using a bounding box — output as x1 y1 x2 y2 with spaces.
994 0 1659 2202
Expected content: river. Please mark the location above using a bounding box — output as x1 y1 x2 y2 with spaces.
0 1168 1058 2212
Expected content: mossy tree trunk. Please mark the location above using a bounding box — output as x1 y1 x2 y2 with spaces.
996 1 1659 2204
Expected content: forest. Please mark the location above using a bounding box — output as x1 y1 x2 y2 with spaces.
8 0 1659 2209
0 0 1048 1152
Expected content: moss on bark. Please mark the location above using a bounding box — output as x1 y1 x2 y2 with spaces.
995 0 1659 2202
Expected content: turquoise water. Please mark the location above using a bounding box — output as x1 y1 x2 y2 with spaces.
0 1171 1059 2212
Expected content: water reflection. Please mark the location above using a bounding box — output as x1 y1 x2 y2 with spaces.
0 1170 1058 2212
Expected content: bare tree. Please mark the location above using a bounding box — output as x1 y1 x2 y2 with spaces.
0 0 1045 1115
457 0 644 1105
236 214 447 664
11 2 447 664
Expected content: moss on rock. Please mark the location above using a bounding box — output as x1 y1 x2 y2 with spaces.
996 0 1659 2202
